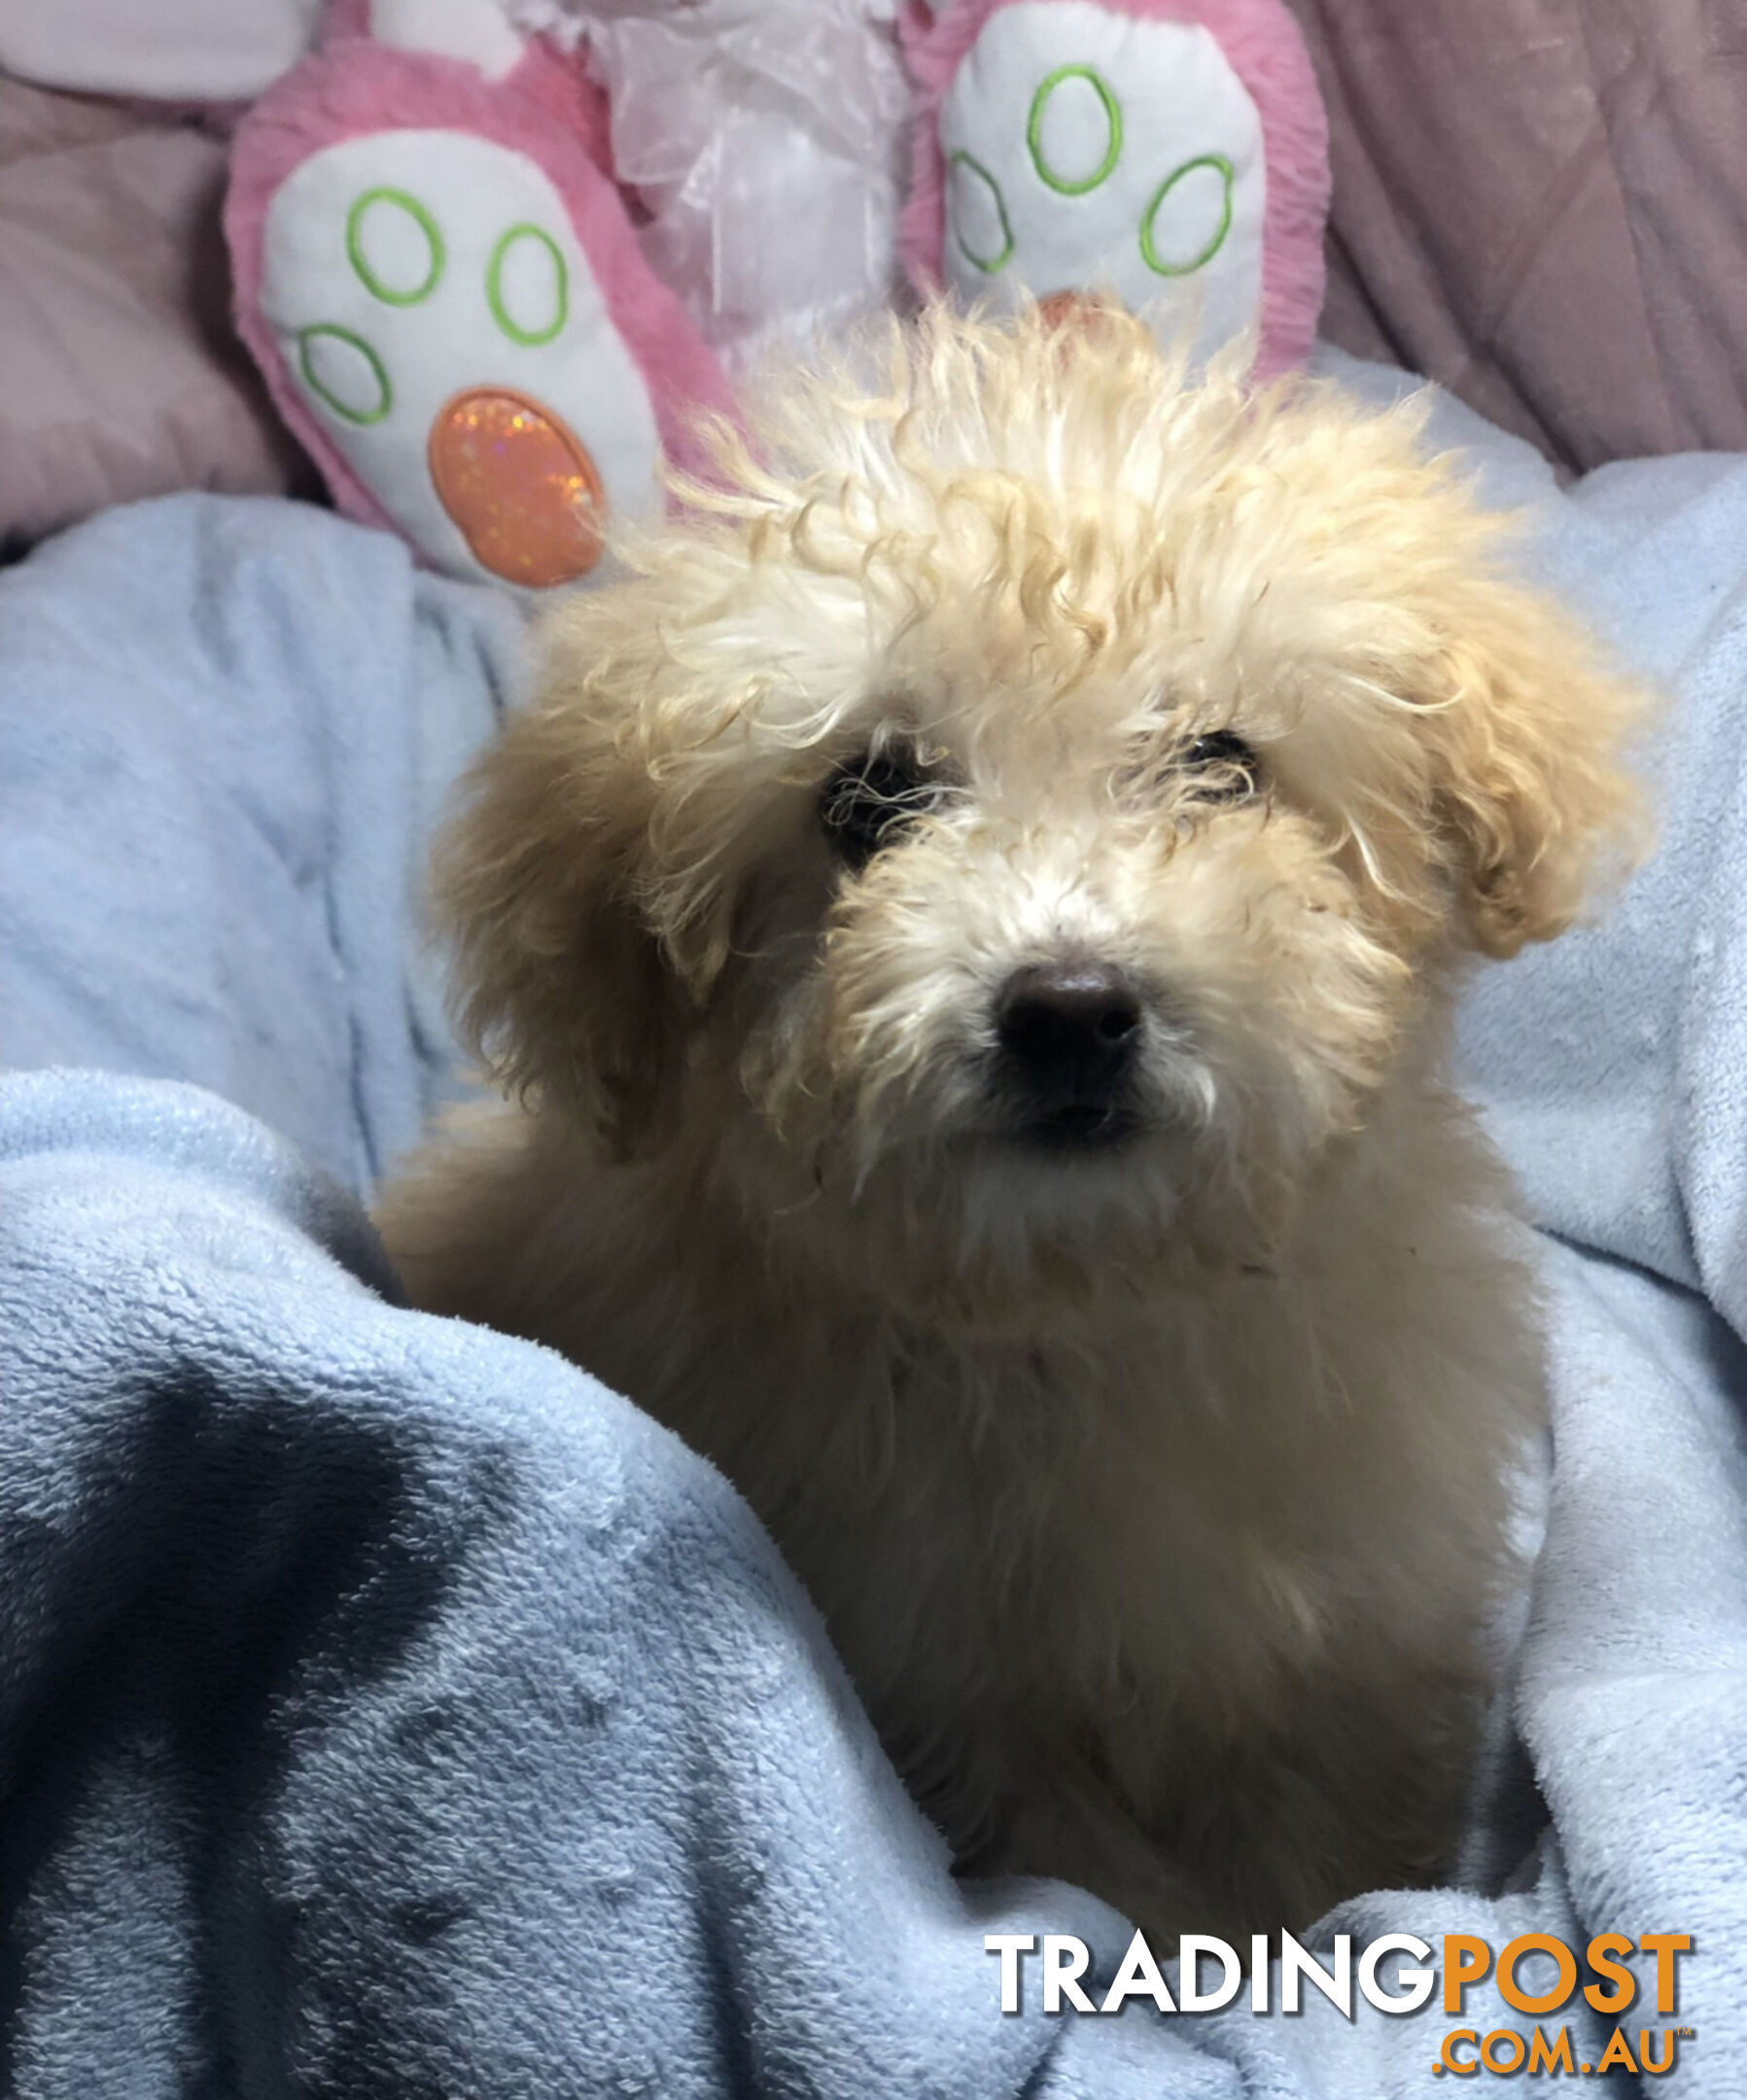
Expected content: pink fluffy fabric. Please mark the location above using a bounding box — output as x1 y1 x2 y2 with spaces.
323 0 617 165
226 32 732 549
897 0 1330 379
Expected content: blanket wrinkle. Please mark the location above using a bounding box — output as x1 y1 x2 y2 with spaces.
0 490 521 1197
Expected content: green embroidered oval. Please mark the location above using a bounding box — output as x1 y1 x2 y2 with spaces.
948 152 1014 274
346 188 444 307
1139 154 1236 276
487 225 569 347
297 325 392 426
1027 65 1123 196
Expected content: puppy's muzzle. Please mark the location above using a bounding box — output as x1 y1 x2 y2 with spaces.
996 962 1143 1150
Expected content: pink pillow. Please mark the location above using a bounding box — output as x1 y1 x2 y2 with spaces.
0 79 310 550
1286 0 1747 470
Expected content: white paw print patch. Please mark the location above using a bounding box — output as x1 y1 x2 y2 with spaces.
939 0 1266 366
260 131 662 588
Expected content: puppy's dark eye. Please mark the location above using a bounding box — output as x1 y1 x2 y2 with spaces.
1181 728 1260 803
821 746 943 872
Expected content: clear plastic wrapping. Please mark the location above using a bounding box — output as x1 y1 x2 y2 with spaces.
506 0 909 368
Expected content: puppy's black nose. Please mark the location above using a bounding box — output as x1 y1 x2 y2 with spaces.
996 962 1142 1099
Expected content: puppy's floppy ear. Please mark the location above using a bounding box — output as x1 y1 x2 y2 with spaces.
433 624 697 1159
1422 581 1650 959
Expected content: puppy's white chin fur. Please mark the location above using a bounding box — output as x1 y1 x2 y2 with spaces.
705 1066 1214 1325
728 1018 1337 1323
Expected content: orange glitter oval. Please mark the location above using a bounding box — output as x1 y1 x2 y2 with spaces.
1036 289 1110 334
428 385 606 587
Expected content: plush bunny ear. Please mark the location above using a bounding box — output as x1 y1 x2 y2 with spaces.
899 0 1329 381
1424 584 1650 960
434 660 698 1159
227 17 731 595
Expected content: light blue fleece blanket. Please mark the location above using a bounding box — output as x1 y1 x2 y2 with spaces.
0 493 522 1196
1 377 1743 2095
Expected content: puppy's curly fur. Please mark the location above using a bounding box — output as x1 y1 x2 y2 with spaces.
378 306 1646 1940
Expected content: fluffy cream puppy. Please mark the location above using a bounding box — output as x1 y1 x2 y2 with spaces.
377 306 1644 1942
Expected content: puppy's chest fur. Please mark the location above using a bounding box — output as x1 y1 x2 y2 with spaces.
383 1076 1543 1933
